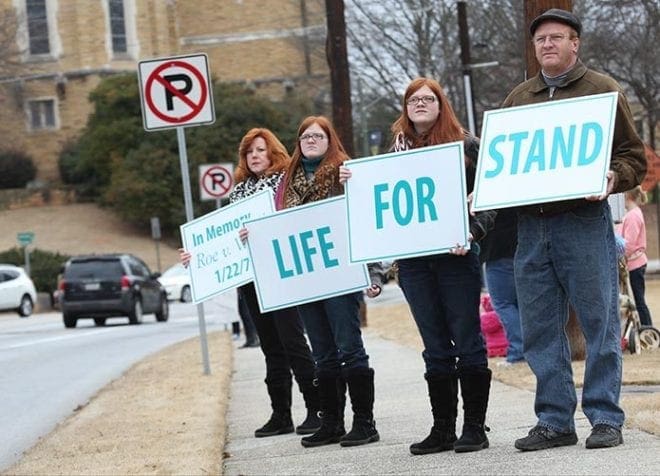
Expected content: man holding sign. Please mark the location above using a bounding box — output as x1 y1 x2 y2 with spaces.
502 9 646 452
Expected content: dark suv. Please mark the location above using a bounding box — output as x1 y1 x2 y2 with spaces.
59 254 169 328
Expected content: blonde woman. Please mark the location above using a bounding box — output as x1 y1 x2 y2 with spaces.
620 186 653 327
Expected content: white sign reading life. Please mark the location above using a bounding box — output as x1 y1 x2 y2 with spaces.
344 143 470 263
471 92 618 211
246 196 370 313
180 189 275 303
138 53 215 131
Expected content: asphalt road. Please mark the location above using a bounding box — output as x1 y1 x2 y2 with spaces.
0 291 239 471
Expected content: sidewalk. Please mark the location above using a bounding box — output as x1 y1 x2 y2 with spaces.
223 333 660 475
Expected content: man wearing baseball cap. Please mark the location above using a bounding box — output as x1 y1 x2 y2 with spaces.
501 9 645 452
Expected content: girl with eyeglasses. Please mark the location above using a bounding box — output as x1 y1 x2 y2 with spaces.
181 128 321 439
275 115 384 448
341 78 496 455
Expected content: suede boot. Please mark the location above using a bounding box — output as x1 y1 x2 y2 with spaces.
301 371 346 447
340 367 379 447
295 378 321 435
410 373 458 455
454 367 491 452
254 382 294 437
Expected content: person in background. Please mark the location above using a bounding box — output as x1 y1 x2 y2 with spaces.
275 115 383 448
503 9 646 451
181 128 320 439
341 78 496 455
237 292 260 347
479 294 508 359
480 209 525 366
620 186 653 327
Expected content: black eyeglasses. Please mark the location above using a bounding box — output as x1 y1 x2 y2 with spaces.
406 95 437 106
299 133 327 142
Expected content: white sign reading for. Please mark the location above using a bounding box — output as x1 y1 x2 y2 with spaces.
344 143 470 263
471 92 618 211
180 189 275 303
246 196 370 313
138 53 215 131
199 163 234 200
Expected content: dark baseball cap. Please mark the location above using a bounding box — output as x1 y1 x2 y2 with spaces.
530 8 582 37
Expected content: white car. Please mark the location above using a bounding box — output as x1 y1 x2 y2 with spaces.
158 263 192 303
0 264 38 317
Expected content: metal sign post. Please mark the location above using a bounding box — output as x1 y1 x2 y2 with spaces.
138 53 215 375
177 127 211 375
17 232 34 277
150 217 162 273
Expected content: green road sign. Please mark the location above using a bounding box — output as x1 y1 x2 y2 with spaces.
17 232 34 246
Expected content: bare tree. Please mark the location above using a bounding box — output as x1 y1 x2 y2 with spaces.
346 0 657 146
579 0 659 148
346 0 462 106
346 0 526 134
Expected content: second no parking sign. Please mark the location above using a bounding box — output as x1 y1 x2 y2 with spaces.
138 53 215 131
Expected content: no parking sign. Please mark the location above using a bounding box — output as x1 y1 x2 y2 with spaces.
199 163 234 201
137 53 217 374
138 53 215 131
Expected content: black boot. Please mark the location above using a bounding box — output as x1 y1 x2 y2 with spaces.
340 367 379 447
410 373 458 455
454 367 491 452
301 371 346 447
295 379 321 435
254 382 294 437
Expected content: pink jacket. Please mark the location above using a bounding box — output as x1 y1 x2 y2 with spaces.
620 206 648 271
480 295 508 358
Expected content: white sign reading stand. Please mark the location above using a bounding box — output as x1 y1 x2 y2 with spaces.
344 143 470 263
471 92 618 211
180 189 275 303
245 196 370 313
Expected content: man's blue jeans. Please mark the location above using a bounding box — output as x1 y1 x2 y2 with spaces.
515 201 625 432
297 291 369 373
485 258 525 363
397 251 487 375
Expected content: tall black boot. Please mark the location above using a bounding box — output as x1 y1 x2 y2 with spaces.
454 367 491 452
340 367 379 447
410 373 458 455
295 378 321 435
337 372 347 430
254 382 294 437
301 371 346 447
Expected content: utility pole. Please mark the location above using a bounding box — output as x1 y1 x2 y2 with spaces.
457 1 477 135
325 0 354 157
524 0 573 79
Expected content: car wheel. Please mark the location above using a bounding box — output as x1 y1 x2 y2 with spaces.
128 297 143 325
94 318 107 326
180 285 192 303
156 295 169 322
63 313 77 328
17 294 34 317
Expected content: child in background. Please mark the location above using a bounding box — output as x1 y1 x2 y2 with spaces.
479 295 508 358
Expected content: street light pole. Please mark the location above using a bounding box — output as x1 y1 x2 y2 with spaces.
457 1 477 135
358 77 369 157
